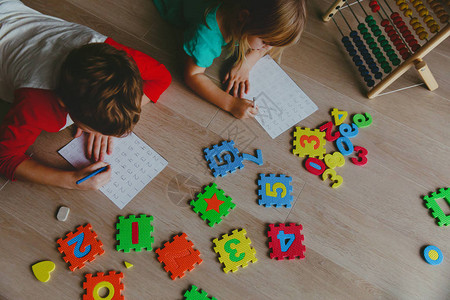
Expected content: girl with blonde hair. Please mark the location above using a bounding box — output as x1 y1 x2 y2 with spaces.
154 0 307 118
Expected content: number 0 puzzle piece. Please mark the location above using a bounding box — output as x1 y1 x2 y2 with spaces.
184 285 218 300
57 223 104 271
213 229 257 273
83 271 124 300
268 223 306 260
257 174 293 207
155 233 202 280
116 214 154 252
292 127 326 159
423 188 450 226
203 140 245 177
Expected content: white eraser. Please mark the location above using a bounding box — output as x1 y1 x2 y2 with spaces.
56 206 70 221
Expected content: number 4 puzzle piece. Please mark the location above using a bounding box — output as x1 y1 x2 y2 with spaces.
423 188 450 226
57 223 105 271
268 223 306 260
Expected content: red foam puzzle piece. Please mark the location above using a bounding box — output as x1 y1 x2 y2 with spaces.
268 223 306 260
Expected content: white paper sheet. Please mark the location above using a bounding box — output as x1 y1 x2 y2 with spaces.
58 133 167 209
245 55 318 139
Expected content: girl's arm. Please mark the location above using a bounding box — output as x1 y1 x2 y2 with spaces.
184 56 258 119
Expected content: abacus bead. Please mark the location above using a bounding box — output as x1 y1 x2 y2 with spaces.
384 66 392 73
363 32 371 40
350 31 358 38
381 19 389 27
367 79 375 87
423 15 433 23
419 31 428 39
393 16 403 24
411 44 421 52
349 49 357 56
397 20 406 27
401 52 410 59
386 49 395 56
375 52 384 59
358 23 366 30
365 15 374 22
419 9 428 17
342 36 350 42
355 58 363 66
358 66 369 75
426 19 437 27
399 3 409 10
366 36 375 44
377 35 386 42
372 5 380 12
374 72 383 79
396 43 406 50
408 39 418 46
396 0 406 4
412 22 422 30
372 47 381 54
392 58 401 65
416 26 425 34
368 19 376 27
369 0 378 6
439 15 449 23
391 12 400 18
383 44 392 51
378 56 387 63
355 40 364 47
399 48 409 56
404 9 413 17
380 39 389 47
363 74 372 82
373 28 382 36
385 25 394 32
430 24 439 33
403 30 412 36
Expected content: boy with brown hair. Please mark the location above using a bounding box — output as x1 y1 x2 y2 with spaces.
0 0 172 190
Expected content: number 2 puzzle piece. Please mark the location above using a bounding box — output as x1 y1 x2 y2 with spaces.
423 188 450 226
258 174 293 208
155 233 202 280
57 223 105 271
83 271 124 300
190 183 236 227
203 140 245 177
213 229 257 273
292 127 326 159
116 214 154 252
184 285 218 300
268 223 306 260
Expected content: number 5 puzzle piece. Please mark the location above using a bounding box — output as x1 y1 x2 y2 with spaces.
268 223 306 260
257 174 293 208
292 127 326 159
203 140 245 177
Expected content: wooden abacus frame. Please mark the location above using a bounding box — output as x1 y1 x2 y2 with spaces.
323 0 450 98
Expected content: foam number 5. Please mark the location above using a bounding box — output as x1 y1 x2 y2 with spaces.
300 135 320 150
322 169 343 188
339 123 359 138
319 121 340 142
266 182 287 198
224 239 245 262
352 113 373 128
350 146 368 166
324 152 345 169
67 232 91 258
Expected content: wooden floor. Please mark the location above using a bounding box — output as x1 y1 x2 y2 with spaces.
1 0 449 299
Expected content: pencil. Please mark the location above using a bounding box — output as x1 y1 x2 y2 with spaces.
76 166 108 184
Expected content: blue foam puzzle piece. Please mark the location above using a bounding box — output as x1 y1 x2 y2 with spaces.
204 140 245 177
242 149 263 166
423 245 443 265
257 174 293 208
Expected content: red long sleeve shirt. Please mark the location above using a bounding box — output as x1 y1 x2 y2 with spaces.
0 38 171 180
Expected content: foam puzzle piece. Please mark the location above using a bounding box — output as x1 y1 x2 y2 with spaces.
319 121 340 142
32 261 55 282
213 229 257 273
322 169 343 188
257 174 293 208
324 152 345 169
83 271 124 300
191 183 236 227
423 245 443 265
352 113 373 128
204 140 245 177
155 233 202 280
57 223 105 271
268 223 306 260
304 157 326 175
350 146 368 166
242 149 264 166
335 136 354 156
331 108 348 126
292 127 326 159
116 214 154 252
124 261 133 269
184 285 218 300
56 206 70 221
423 188 450 226
339 123 359 138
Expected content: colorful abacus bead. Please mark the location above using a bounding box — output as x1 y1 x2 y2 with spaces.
341 36 375 87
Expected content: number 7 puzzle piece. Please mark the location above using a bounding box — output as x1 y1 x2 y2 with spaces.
423 188 450 226
213 228 257 273
155 233 202 280
292 127 326 159
268 223 306 260
57 223 105 271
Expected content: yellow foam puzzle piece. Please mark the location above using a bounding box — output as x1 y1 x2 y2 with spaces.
124 261 133 269
32 260 55 282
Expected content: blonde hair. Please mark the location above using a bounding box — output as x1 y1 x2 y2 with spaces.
206 0 307 65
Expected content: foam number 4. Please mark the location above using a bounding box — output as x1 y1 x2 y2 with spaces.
324 152 345 169
319 121 341 142
339 123 359 138
266 182 287 198
322 169 343 188
67 232 91 258
350 146 368 166
331 108 348 126
277 231 295 252
224 239 245 262
353 113 373 128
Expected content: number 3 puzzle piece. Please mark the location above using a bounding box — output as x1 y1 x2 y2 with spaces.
322 169 343 188
292 127 326 159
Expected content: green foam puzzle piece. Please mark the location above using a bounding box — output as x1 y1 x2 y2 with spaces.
116 214 154 252
184 285 218 300
423 188 450 227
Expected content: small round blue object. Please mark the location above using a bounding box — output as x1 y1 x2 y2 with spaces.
423 245 443 265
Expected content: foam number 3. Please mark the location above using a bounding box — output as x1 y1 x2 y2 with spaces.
224 239 245 262
277 231 295 252
300 135 320 150
353 113 373 128
351 146 368 166
67 232 91 258
324 152 345 169
322 169 343 188
331 108 348 126
266 182 287 198
339 123 359 138
319 121 341 142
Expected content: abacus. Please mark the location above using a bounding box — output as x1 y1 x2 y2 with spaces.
323 0 449 98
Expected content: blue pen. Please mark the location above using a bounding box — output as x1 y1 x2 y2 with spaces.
76 166 108 185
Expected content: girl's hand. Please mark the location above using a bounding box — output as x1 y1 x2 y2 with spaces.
223 62 251 98
74 127 114 162
230 97 259 119
72 161 111 190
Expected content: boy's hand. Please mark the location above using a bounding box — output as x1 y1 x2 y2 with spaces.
73 161 111 190
230 97 259 119
75 127 114 162
223 62 251 98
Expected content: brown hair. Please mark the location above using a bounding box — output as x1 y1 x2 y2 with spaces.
56 43 143 136
206 0 307 65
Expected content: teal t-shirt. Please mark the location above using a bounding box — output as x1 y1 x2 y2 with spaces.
153 0 227 68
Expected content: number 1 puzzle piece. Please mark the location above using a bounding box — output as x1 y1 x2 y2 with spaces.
292 127 326 159
155 233 202 280
213 229 257 273
268 223 306 260
116 214 154 252
203 140 245 177
258 174 293 207
423 188 450 226
184 285 217 300
190 183 236 227
83 271 124 300
57 223 105 271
